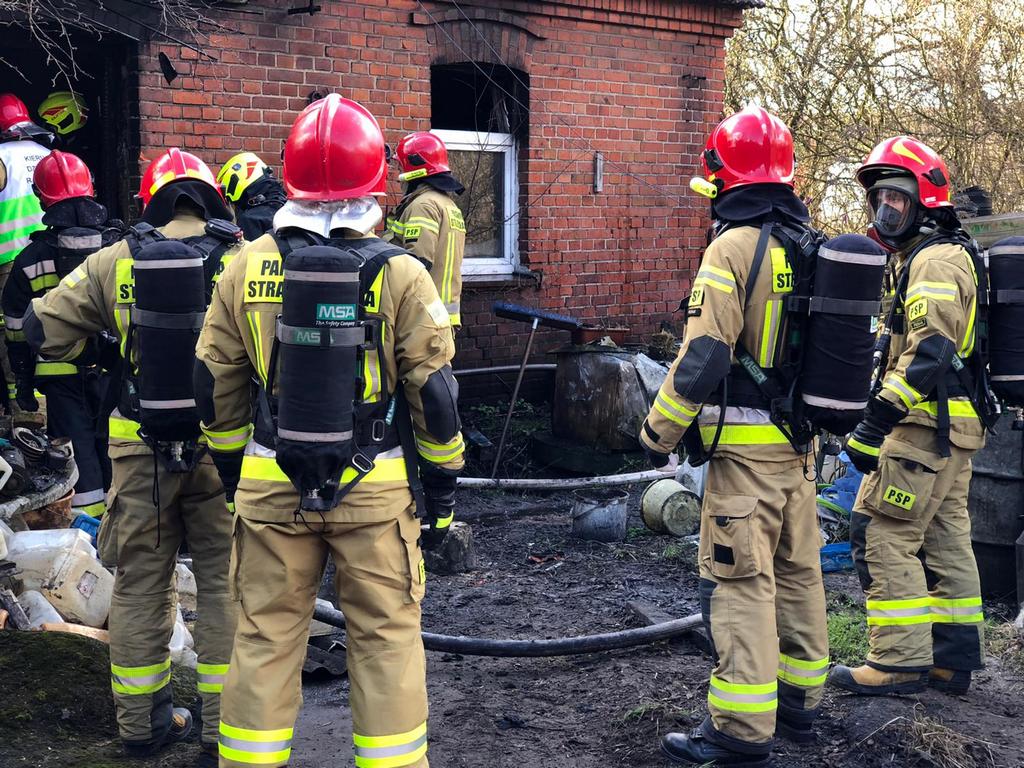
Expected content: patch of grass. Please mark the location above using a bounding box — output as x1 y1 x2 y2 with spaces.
461 399 549 478
899 712 996 768
985 620 1024 677
626 525 654 542
661 541 697 569
827 599 869 666
621 698 692 724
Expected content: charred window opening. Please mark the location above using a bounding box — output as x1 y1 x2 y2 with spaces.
430 63 528 275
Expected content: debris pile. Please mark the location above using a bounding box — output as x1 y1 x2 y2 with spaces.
0 424 199 665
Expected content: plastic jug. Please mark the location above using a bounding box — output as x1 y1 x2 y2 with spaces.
18 589 63 629
7 529 95 590
43 546 113 627
7 529 112 627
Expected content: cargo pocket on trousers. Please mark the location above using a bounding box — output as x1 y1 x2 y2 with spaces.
702 492 761 580
227 514 243 602
398 513 426 604
868 441 944 521
96 494 120 566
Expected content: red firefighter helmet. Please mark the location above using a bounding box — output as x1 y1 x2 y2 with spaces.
33 150 94 207
697 106 795 196
283 94 387 201
138 148 221 208
0 93 34 136
396 132 450 182
856 136 953 209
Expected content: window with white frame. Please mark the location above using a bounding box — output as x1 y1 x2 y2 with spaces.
431 62 528 278
430 129 518 277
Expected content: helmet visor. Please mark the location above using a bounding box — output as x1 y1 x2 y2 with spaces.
868 187 915 239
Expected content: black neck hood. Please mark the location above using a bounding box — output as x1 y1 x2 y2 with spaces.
711 184 810 228
41 197 109 230
240 175 287 208
407 172 466 197
143 180 233 227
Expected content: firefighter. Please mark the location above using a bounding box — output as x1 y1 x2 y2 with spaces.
23 148 242 763
0 93 53 407
829 137 985 696
640 107 829 766
2 150 120 518
195 94 463 768
216 152 286 240
37 91 88 136
385 131 466 328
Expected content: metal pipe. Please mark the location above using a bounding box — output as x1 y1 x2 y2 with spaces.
312 604 702 657
459 469 668 490
454 364 556 377
490 317 539 478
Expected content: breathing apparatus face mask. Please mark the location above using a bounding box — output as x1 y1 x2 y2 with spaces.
867 177 922 248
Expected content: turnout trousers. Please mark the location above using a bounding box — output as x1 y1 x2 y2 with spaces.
697 453 829 752
38 371 110 517
97 452 236 750
851 423 984 672
218 498 429 768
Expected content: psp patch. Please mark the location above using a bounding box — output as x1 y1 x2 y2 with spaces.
908 297 928 330
883 484 916 511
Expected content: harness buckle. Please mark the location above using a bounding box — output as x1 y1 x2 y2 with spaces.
351 452 375 474
371 419 386 443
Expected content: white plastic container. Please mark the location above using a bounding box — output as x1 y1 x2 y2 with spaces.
18 589 63 629
7 529 96 591
170 606 195 664
7 528 112 627
0 519 14 551
44 546 114 628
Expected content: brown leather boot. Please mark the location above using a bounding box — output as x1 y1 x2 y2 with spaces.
828 664 926 695
928 667 971 695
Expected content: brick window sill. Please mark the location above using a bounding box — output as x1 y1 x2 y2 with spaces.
463 268 541 290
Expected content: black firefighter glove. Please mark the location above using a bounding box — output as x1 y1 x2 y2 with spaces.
211 450 243 515
420 464 458 550
846 397 905 474
7 343 37 412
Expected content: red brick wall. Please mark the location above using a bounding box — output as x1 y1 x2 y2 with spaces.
137 0 743 390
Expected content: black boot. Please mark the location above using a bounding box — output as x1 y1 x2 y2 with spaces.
661 729 771 766
775 703 818 744
123 707 193 757
195 740 218 767
928 667 972 695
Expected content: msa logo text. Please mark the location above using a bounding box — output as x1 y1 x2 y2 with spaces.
316 303 357 322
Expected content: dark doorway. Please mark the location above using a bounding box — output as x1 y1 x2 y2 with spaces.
0 31 139 220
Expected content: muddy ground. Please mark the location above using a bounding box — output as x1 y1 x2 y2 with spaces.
293 489 1024 768
4 487 1024 767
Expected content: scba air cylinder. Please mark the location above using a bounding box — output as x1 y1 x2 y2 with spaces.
132 239 206 441
275 245 364 508
800 233 887 435
988 236 1024 407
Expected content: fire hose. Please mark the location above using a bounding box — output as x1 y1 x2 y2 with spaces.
312 604 701 658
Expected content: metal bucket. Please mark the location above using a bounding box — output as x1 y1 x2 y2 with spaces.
641 479 701 537
570 488 629 542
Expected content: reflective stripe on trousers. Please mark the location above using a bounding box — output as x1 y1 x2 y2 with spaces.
219 722 293 765
110 657 171 695
777 653 830 687
197 662 230 693
707 675 778 714
353 722 428 768
866 597 932 626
